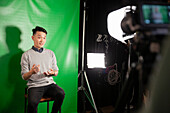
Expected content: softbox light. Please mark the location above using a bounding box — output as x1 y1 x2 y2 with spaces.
107 6 136 44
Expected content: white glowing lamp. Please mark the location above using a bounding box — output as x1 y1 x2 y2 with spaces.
107 6 135 44
87 53 106 68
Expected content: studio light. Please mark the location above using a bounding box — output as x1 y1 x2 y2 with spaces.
107 6 136 44
87 53 106 68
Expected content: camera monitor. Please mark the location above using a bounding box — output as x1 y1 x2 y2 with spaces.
139 2 170 28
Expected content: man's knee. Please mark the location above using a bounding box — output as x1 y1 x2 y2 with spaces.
58 89 65 99
28 99 39 108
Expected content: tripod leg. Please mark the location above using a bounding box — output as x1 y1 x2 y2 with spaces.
84 71 98 113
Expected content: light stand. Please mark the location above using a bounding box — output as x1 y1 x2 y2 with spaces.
114 40 143 113
113 40 133 113
78 1 98 113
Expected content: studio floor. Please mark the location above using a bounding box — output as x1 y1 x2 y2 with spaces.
86 105 140 113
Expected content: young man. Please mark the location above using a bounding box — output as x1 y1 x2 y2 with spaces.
21 26 65 113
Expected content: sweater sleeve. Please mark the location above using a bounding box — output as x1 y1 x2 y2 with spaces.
20 52 30 80
51 51 59 71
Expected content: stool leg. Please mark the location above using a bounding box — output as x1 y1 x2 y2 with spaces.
47 101 49 113
25 88 27 113
59 108 61 113
25 97 27 113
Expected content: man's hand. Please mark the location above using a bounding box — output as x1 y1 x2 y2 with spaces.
30 64 40 74
23 64 40 80
44 68 58 77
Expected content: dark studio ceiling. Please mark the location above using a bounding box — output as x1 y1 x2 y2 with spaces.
83 0 168 12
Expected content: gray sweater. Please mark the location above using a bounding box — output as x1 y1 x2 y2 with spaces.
21 48 59 88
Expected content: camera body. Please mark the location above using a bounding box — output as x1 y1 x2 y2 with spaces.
121 1 170 36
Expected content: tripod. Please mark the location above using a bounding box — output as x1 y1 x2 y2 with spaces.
113 40 143 113
78 1 98 113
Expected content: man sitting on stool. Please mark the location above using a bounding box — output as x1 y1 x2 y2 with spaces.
21 26 65 113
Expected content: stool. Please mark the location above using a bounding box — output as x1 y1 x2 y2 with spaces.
24 88 61 113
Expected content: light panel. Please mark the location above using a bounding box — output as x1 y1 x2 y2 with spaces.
87 53 106 68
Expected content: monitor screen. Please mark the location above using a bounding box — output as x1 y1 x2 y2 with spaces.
139 2 170 28
87 53 106 68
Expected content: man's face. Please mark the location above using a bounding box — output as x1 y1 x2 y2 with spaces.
32 31 46 49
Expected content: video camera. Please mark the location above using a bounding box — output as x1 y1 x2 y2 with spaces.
121 1 170 36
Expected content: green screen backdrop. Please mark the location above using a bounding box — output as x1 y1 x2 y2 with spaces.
0 0 79 113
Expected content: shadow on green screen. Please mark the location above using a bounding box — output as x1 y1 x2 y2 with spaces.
0 26 26 113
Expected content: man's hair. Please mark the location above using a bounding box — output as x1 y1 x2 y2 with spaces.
32 26 47 35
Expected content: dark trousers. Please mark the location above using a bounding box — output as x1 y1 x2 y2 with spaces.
27 83 65 113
